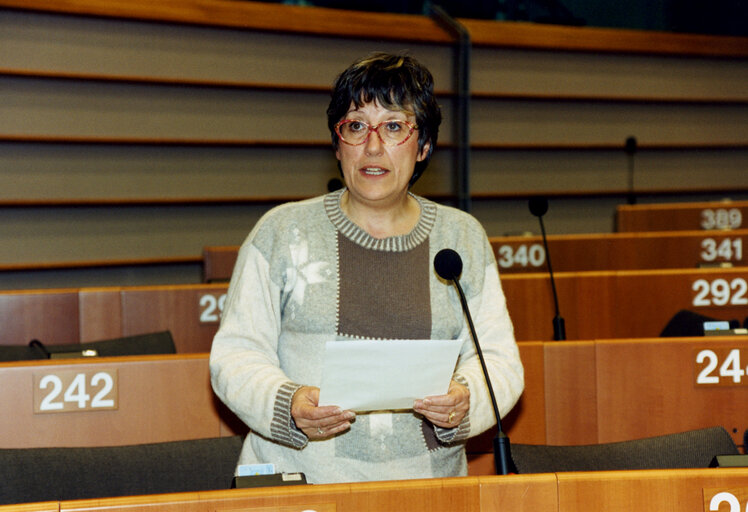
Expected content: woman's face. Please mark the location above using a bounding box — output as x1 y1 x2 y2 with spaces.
335 101 430 210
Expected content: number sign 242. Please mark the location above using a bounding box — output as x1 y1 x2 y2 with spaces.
34 369 118 414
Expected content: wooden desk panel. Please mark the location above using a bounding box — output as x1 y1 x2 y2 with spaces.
617 200 748 232
205 228 747 282
0 503 58 512
58 478 485 512
557 468 748 512
12 469 745 512
0 289 79 346
595 336 748 446
494 230 747 273
79 288 122 343
543 341 599 445
119 284 228 353
503 267 748 341
202 245 239 283
0 354 234 448
467 342 547 475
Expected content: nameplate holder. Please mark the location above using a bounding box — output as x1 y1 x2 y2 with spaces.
231 472 307 489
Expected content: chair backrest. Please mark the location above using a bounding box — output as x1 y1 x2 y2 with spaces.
0 331 176 362
511 426 739 474
47 330 177 357
0 435 243 505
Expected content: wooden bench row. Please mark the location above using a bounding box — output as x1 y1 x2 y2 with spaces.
205 228 747 281
4 469 748 512
1 266 746 349
616 200 747 231
3 336 746 459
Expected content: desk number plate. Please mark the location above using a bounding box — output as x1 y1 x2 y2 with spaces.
33 369 118 414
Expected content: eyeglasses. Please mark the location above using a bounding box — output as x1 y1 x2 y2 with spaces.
335 119 417 146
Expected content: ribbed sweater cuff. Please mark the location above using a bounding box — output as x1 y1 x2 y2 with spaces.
270 382 308 449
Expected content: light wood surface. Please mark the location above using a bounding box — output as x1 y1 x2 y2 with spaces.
556 468 748 512
0 289 79 346
502 267 748 341
204 228 748 282
0 354 240 448
3 338 746 454
118 284 228 353
594 337 748 444
617 200 748 232
494 230 747 272
1 266 746 353
1 0 746 57
2 469 746 512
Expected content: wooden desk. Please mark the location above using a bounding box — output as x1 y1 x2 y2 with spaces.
542 336 748 447
202 245 240 283
0 354 242 448
617 200 748 232
502 267 748 341
494 230 747 273
118 284 229 353
2 266 746 354
555 468 748 512
3 469 745 512
2 338 746 477
0 289 79 346
205 228 747 282
0 285 228 353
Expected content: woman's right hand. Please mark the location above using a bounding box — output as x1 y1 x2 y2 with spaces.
291 386 356 440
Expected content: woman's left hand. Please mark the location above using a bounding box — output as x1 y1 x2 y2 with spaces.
413 379 470 428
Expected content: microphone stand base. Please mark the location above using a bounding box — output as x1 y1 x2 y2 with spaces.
494 432 518 475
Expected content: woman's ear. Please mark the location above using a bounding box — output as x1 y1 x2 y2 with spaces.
417 141 431 162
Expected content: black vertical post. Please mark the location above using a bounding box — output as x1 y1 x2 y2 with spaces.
430 5 471 213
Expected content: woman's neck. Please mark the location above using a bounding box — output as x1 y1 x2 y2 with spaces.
340 190 421 239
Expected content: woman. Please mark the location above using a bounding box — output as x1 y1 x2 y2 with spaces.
210 52 524 484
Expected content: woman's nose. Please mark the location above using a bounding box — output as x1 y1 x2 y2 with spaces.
364 128 384 155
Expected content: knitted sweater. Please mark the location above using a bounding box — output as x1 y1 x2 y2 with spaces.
209 189 524 484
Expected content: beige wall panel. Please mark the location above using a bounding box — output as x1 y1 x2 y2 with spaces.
0 143 341 200
0 10 453 88
472 47 748 99
470 99 748 145
634 149 748 190
471 150 631 194
1 78 328 140
0 264 204 291
0 205 270 264
471 197 625 236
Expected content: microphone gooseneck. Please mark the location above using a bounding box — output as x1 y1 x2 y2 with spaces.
434 248 517 475
528 198 566 341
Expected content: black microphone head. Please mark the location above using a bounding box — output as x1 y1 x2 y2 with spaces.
434 248 463 280
625 135 637 154
528 196 548 217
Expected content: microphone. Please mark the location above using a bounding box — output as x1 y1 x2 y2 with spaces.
434 248 517 475
528 197 566 341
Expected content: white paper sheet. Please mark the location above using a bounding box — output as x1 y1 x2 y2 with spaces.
317 339 462 412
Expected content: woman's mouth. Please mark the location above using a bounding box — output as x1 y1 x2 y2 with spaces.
361 166 387 176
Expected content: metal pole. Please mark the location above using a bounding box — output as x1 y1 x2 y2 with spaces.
430 5 471 212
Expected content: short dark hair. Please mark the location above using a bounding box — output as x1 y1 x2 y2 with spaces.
327 52 441 186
